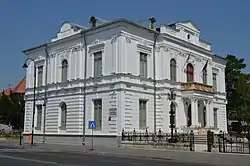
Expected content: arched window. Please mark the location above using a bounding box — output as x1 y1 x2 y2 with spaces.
60 102 67 129
186 63 194 82
170 59 177 81
202 68 207 84
61 60 68 82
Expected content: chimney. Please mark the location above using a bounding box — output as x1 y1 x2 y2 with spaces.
90 16 97 28
149 17 156 29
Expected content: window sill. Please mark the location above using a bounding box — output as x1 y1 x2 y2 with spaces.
59 126 66 130
35 127 41 130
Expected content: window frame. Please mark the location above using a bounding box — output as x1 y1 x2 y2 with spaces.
139 52 147 78
93 51 102 77
36 105 43 130
186 63 194 82
139 99 147 130
170 58 177 81
93 99 102 130
61 59 68 82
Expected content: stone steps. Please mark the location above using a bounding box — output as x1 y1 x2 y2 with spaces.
194 135 207 144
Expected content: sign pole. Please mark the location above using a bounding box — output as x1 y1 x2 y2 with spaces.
91 128 94 150
88 120 96 151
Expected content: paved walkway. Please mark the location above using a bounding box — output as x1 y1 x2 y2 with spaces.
1 140 250 166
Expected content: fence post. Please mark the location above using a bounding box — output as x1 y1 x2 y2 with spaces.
223 132 226 153
189 130 195 151
121 129 125 141
218 130 222 152
247 130 250 154
207 130 212 152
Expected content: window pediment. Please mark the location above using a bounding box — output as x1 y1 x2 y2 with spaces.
89 43 105 53
137 44 151 54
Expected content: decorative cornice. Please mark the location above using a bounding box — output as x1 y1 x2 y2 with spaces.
49 44 82 58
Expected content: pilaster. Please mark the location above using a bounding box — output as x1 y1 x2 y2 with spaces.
209 100 214 128
191 97 198 127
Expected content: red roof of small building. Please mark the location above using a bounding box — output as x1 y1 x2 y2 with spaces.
1 87 12 96
0 77 26 97
12 77 26 94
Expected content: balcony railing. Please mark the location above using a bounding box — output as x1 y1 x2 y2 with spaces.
181 82 214 93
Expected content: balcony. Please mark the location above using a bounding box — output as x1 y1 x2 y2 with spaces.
181 82 214 93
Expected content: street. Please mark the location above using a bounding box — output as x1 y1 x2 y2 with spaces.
0 149 211 166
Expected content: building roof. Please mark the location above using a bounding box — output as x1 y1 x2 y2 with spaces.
0 77 26 97
12 77 26 94
1 87 12 96
23 18 159 53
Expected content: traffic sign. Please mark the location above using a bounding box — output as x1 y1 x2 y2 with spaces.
88 121 96 129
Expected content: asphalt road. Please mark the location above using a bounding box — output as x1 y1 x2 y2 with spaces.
0 150 212 166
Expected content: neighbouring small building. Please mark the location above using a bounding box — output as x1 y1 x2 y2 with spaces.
22 17 227 146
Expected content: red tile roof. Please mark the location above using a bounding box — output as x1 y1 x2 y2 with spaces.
1 87 12 96
0 77 26 97
12 77 26 94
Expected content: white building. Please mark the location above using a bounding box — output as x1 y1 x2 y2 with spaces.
23 17 227 146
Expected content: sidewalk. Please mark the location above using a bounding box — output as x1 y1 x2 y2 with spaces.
1 140 250 166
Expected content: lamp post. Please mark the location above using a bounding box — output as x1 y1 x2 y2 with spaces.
18 101 23 146
23 58 36 146
167 89 176 139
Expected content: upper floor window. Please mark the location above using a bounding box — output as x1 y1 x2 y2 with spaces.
186 63 194 82
213 73 217 91
202 68 207 84
140 52 147 77
61 60 68 82
94 51 102 77
37 66 43 87
170 59 177 81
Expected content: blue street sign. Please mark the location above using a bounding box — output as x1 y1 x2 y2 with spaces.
88 121 96 129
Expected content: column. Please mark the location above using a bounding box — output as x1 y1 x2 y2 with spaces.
209 101 214 128
191 97 198 127
205 100 210 128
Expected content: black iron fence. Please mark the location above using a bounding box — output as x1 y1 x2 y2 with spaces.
121 129 195 151
207 131 250 154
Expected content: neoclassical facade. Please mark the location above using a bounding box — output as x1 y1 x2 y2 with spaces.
23 18 227 146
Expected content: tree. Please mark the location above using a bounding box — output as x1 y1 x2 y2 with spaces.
225 55 246 120
0 92 12 124
234 73 250 122
0 91 25 129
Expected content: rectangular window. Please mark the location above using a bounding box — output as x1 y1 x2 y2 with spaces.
203 69 207 84
93 99 102 130
140 52 147 77
213 73 217 91
139 100 147 129
94 52 102 77
37 66 43 86
36 105 42 130
213 108 218 128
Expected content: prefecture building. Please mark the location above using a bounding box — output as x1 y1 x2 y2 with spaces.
23 17 227 146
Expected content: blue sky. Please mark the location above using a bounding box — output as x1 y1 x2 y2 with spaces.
0 0 249 89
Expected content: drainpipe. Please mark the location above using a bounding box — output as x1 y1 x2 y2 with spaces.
43 44 49 143
150 17 158 134
82 31 87 145
153 33 158 134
